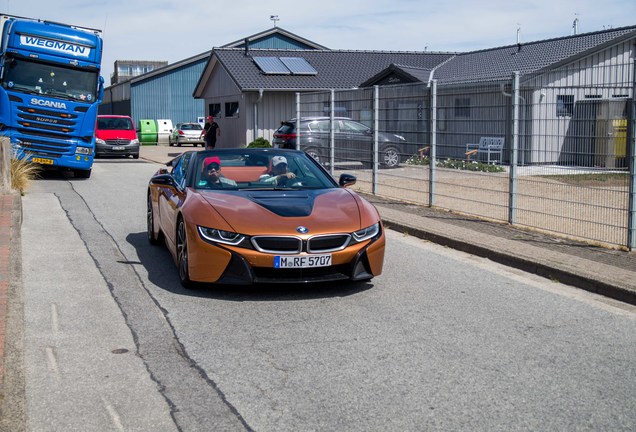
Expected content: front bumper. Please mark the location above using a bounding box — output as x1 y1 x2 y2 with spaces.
186 224 385 285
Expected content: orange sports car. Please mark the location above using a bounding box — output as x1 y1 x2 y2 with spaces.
147 148 385 287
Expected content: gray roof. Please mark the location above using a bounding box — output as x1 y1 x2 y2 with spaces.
211 48 456 91
203 25 636 93
434 25 636 84
222 26 329 50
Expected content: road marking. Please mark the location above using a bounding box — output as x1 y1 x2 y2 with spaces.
45 346 59 374
50 303 59 335
102 397 125 431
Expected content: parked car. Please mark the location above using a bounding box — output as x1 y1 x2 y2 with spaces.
94 115 139 158
147 148 386 287
272 117 407 168
169 122 204 147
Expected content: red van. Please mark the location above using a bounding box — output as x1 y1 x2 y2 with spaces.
95 115 140 158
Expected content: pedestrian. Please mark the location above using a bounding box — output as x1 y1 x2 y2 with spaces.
201 115 220 150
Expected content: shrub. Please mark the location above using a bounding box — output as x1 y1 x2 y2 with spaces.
11 157 41 195
246 137 271 148
406 154 505 173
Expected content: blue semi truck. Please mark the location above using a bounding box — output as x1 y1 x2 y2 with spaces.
0 14 104 178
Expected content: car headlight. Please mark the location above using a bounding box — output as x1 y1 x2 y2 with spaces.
95 137 105 145
198 226 247 246
131 138 140 145
352 223 380 243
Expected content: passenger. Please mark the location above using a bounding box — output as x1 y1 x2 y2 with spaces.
259 155 297 186
198 156 237 188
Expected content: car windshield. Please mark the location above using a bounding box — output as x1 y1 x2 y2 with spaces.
98 117 134 130
193 150 337 191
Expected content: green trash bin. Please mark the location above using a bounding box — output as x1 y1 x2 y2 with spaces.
138 119 158 145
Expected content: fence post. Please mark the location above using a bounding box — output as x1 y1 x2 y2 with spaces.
295 92 301 151
329 89 335 176
509 72 520 225
0 137 10 192
429 80 437 207
628 59 636 250
373 85 379 194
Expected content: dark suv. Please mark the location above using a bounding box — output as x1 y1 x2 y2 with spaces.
272 117 407 168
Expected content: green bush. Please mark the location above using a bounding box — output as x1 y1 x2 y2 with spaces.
246 137 271 148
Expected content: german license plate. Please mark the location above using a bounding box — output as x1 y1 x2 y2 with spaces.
112 146 125 150
274 254 332 268
32 157 53 165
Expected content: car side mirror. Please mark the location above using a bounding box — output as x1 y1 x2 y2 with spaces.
150 173 175 186
339 173 356 187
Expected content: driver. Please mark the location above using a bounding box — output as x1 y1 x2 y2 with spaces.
259 156 297 186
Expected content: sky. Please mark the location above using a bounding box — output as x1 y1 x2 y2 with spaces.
2 0 636 86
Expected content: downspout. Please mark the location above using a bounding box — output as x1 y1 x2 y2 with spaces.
253 89 264 143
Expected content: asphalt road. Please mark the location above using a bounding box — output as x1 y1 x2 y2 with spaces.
9 157 636 431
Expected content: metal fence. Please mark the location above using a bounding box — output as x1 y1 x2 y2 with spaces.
296 61 636 250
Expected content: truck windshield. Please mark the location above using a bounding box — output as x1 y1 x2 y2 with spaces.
1 56 98 103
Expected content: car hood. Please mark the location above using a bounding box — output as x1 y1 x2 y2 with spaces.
95 130 137 140
199 188 365 234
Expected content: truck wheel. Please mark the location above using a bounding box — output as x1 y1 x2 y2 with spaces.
74 169 91 179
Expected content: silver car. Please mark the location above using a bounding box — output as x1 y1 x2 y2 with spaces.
169 122 204 147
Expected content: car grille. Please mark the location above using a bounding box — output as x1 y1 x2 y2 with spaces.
105 139 132 146
253 264 351 283
307 234 351 253
251 236 301 253
251 234 351 254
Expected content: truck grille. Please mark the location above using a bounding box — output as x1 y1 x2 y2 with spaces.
11 99 85 156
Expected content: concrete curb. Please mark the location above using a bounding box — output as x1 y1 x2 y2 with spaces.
382 216 636 307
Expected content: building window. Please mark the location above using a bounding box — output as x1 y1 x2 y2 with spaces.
225 102 239 118
584 94 601 99
556 95 574 117
454 98 471 118
209 103 221 117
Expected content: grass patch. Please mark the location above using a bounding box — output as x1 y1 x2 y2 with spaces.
539 173 628 187
11 157 41 195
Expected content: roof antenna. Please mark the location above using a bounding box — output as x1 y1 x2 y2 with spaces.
270 15 279 27
516 24 522 53
573 13 579 35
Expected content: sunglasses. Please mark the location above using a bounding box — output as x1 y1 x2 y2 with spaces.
207 163 220 171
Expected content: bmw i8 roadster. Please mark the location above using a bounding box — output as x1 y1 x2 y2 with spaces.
147 148 385 287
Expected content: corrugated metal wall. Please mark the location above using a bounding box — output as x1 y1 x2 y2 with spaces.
130 59 207 125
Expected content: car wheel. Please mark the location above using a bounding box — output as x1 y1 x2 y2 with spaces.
380 146 401 168
133 153 139 159
147 194 160 245
304 147 324 165
177 142 182 147
177 218 193 287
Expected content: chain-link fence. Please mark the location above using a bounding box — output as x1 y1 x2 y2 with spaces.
295 61 636 250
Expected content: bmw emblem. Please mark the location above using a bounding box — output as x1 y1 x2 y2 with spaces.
296 226 309 234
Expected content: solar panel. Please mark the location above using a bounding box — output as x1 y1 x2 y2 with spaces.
253 57 290 75
280 57 318 75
